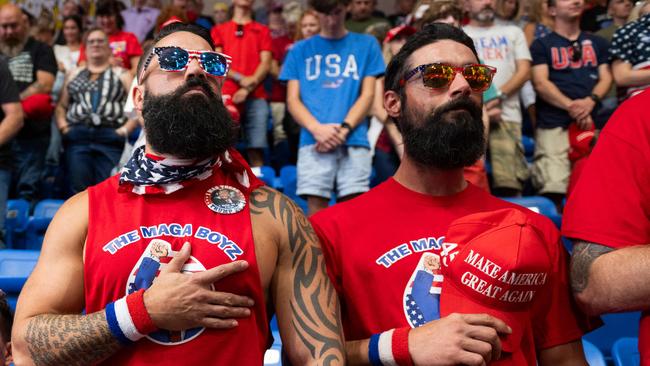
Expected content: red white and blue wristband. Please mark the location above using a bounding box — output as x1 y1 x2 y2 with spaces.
105 289 158 345
368 327 414 366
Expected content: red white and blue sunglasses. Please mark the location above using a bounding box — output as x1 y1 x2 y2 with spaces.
139 46 232 83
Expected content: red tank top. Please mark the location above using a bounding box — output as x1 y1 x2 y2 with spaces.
84 152 268 365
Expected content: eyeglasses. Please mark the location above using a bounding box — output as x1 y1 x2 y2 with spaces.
139 46 232 83
235 23 244 37
87 38 108 45
402 63 497 92
570 40 582 62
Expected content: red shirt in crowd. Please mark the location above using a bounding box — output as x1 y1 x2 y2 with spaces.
79 30 143 70
211 20 272 100
563 90 650 364
269 34 292 103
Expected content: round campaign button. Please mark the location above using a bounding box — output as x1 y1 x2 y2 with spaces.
205 185 246 214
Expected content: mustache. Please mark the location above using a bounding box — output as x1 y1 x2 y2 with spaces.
430 96 483 121
172 77 218 100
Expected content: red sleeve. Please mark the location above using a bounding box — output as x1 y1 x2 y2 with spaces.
126 32 143 58
78 43 86 64
310 214 343 296
532 228 602 349
562 92 650 248
211 25 224 48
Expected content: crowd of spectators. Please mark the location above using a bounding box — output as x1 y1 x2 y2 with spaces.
0 0 648 235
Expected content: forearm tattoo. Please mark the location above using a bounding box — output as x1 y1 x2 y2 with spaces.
25 312 121 366
570 241 614 294
251 187 345 365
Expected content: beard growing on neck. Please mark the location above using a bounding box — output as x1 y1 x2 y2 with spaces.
0 35 28 58
142 77 237 160
399 95 486 170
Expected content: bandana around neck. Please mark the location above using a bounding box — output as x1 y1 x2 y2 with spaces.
118 146 223 195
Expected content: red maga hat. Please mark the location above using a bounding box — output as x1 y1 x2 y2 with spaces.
440 208 552 355
384 25 416 44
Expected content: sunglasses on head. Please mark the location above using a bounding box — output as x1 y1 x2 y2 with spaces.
139 46 232 83
402 63 496 92
570 40 582 62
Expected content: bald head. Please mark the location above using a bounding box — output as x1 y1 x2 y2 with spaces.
0 3 28 47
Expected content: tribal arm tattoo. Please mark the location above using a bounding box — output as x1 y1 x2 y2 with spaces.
23 311 121 366
251 187 345 365
570 241 614 294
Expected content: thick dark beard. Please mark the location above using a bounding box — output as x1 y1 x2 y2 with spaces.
142 77 237 160
399 96 485 170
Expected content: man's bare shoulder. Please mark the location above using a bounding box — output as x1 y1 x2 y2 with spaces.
41 190 89 253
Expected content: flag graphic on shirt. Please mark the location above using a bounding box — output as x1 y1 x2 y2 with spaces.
402 252 444 328
126 239 211 345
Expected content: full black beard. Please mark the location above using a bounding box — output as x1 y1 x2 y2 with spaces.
142 77 237 160
399 96 485 170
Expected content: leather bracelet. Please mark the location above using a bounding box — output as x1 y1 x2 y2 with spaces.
341 121 353 131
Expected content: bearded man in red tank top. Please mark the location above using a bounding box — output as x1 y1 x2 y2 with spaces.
11 22 345 366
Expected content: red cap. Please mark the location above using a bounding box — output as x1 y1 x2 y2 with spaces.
568 123 595 162
440 208 551 354
384 25 416 44
21 94 53 121
159 16 183 31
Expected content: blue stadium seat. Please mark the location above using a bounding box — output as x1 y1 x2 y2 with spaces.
264 330 282 365
23 199 65 250
501 196 562 228
612 337 640 366
584 312 641 360
256 166 277 188
0 249 40 310
4 199 30 248
279 166 308 213
583 339 607 366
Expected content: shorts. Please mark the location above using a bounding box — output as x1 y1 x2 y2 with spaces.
531 126 569 194
297 144 371 199
489 120 530 191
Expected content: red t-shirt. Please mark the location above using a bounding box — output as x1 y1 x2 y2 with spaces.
312 179 596 364
563 90 650 363
79 30 143 70
211 21 272 100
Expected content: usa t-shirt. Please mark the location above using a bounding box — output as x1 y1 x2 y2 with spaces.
279 32 385 148
312 179 598 365
531 32 609 129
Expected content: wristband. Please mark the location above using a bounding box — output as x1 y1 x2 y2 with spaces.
105 289 157 345
368 328 413 366
392 327 413 366
341 121 353 131
368 333 382 366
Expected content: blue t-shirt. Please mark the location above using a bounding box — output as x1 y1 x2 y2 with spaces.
279 32 385 148
531 32 609 129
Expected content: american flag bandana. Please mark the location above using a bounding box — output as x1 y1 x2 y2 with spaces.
118 146 223 195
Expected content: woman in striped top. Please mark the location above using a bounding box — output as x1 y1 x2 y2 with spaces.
55 27 134 196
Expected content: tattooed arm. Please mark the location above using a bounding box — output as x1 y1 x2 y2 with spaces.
13 193 254 366
571 240 650 315
12 192 123 366
250 187 346 365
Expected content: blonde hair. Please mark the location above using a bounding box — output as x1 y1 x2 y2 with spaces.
294 8 320 40
627 0 650 21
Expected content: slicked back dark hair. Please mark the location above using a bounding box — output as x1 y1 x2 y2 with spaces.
384 23 479 98
154 22 214 50
308 0 351 14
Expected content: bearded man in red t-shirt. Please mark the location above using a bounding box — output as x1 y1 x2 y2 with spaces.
311 22 597 365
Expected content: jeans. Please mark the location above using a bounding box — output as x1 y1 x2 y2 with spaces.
12 136 50 202
243 98 269 149
63 125 125 196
